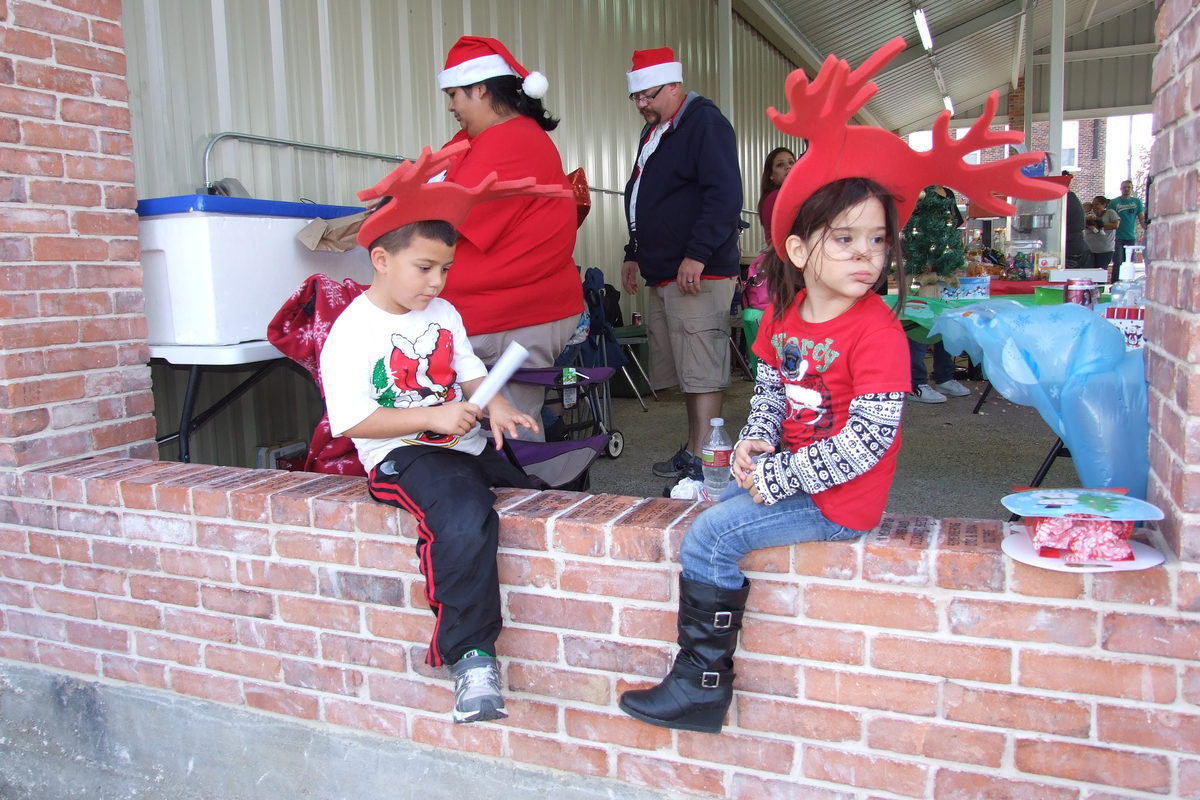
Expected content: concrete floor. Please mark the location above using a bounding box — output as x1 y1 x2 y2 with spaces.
585 371 1078 521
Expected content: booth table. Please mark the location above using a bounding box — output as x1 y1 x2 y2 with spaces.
150 341 285 463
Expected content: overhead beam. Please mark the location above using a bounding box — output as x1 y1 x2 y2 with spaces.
1030 43 1158 64
896 86 1013 136
1010 0 1028 90
889 0 1024 68
732 0 883 127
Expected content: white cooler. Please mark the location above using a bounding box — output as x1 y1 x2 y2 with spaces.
137 194 371 346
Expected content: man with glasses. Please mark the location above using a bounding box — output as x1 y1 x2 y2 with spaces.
620 47 742 487
1109 179 1146 277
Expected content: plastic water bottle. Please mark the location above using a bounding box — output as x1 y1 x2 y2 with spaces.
701 418 733 493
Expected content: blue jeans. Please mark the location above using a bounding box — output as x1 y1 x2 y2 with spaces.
680 484 863 589
909 338 955 389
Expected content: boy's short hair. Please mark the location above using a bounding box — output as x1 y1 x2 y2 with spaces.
368 214 458 253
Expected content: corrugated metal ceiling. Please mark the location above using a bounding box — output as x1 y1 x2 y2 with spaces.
738 0 1155 134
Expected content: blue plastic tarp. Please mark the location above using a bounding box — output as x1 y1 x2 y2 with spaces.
930 300 1150 498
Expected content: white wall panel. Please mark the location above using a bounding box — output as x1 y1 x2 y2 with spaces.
731 13 804 257
122 0 801 467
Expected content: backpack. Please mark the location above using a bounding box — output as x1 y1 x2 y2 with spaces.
743 252 770 310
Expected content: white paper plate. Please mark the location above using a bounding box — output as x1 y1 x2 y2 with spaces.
1001 526 1165 573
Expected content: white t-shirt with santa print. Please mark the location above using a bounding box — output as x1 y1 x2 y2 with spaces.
320 294 489 473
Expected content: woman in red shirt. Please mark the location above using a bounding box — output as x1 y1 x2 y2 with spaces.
436 36 584 437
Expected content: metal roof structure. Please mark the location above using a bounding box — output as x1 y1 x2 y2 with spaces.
736 0 1156 134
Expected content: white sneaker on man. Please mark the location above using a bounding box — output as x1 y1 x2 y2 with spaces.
932 379 971 397
909 384 947 404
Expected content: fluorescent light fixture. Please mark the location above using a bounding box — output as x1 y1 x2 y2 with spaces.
943 95 955 115
914 8 934 51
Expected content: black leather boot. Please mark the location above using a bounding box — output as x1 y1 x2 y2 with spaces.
618 576 750 734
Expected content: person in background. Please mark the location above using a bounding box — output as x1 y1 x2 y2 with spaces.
435 36 584 440
619 46 743 487
756 147 796 241
1084 195 1120 278
904 186 971 403
743 147 798 313
1110 179 1147 277
1062 172 1087 269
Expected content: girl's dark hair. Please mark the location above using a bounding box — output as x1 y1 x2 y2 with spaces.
764 177 906 320
478 75 559 131
757 147 796 218
368 215 458 254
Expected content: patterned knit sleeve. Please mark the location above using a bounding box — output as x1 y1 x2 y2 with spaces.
737 361 785 447
752 392 904 504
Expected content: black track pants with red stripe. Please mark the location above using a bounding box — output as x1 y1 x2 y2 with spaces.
368 443 531 668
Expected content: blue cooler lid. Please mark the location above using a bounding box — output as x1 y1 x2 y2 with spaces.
136 194 362 219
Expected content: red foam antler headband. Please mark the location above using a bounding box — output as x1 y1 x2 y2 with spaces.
356 140 571 248
768 37 1066 260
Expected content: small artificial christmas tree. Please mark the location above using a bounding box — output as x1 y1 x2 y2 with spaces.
902 186 966 276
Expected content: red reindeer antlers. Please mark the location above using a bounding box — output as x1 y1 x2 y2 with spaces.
767 36 1066 259
768 38 905 137
356 141 572 248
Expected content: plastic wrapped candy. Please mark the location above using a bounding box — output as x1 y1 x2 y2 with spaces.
1026 514 1134 564
931 301 1149 498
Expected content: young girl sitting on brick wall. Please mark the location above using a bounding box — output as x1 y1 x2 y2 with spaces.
618 37 1065 734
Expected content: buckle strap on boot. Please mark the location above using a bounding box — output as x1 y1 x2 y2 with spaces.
680 605 744 629
673 660 734 688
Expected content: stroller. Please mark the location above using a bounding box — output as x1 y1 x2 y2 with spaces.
267 273 609 490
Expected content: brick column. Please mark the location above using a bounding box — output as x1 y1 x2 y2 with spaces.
1006 76 1025 137
1145 0 1200 561
0 0 156 470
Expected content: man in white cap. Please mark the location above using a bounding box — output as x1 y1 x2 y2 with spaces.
620 47 743 485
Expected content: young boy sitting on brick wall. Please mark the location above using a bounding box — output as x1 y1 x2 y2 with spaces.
319 142 569 723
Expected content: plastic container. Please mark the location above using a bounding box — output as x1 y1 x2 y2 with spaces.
940 275 990 300
700 418 733 493
137 194 370 346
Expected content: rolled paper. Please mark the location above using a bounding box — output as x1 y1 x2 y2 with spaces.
467 341 529 410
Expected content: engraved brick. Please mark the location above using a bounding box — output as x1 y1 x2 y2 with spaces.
498 490 587 550
936 518 1005 591
554 494 640 557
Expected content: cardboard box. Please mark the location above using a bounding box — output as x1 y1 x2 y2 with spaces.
138 195 372 346
1104 306 1145 350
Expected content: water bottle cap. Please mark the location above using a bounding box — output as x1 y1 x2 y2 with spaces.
710 418 724 427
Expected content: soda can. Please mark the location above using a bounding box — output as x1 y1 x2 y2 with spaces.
631 312 643 326
1065 279 1096 310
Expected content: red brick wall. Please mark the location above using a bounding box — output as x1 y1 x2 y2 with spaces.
1146 0 1200 561
0 0 157 470
1 459 1198 798
1 3 1199 797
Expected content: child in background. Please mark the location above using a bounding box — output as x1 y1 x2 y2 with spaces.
320 143 568 724
618 37 1064 735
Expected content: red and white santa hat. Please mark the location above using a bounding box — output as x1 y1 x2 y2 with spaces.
627 47 683 95
437 35 549 99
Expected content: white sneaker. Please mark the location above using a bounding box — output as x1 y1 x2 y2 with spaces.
450 652 507 723
932 379 970 398
909 384 947 404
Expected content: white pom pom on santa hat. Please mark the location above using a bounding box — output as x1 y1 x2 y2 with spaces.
522 71 549 99
437 35 549 99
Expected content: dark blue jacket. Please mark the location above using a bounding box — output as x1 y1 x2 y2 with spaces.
623 93 742 286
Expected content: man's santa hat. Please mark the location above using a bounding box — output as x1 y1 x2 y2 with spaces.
627 47 683 95
437 35 549 99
